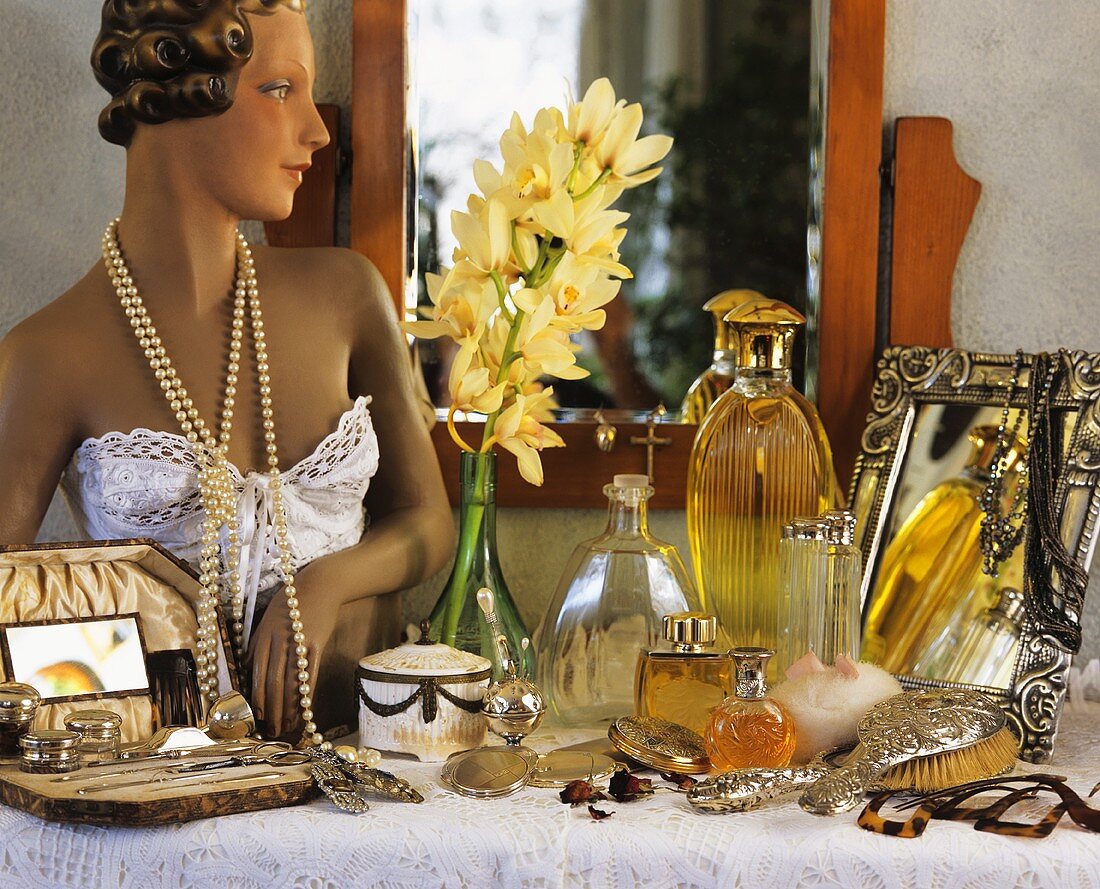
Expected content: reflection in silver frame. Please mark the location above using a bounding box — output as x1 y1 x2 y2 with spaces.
849 346 1100 762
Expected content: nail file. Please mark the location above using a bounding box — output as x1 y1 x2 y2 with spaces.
76 768 285 795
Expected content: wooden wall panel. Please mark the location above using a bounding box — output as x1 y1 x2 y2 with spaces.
351 0 408 311
817 0 886 491
888 116 980 348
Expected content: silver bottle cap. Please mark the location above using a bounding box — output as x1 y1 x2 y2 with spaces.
824 509 857 545
731 647 774 700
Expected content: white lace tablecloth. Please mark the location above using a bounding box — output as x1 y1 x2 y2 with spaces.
2 702 1098 888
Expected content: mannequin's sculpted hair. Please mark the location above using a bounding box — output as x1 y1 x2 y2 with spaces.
92 0 305 147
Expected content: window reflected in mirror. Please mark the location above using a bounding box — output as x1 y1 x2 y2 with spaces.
408 0 812 412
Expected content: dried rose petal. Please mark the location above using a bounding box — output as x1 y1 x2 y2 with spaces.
588 805 614 821
608 768 654 802
660 772 697 792
559 779 606 806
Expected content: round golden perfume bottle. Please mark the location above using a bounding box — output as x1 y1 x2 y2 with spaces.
705 648 795 770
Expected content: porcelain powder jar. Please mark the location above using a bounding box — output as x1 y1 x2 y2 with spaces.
356 625 492 762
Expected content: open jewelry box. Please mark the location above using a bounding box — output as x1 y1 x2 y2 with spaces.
0 539 324 825
0 539 238 742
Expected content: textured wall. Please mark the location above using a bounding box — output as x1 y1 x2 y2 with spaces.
1 1 1096 662
883 0 1100 660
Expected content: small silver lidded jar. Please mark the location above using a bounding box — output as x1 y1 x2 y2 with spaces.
64 709 124 763
20 729 82 774
0 682 40 758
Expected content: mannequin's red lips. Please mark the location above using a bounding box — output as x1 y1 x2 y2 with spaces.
283 163 311 183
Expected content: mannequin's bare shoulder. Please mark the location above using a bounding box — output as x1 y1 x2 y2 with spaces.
0 269 105 541
0 268 105 419
256 245 392 327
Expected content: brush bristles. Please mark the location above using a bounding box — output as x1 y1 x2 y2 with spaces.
881 727 1019 792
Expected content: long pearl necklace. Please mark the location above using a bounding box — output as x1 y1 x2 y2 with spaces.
101 219 322 746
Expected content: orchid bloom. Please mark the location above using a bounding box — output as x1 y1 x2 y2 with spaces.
448 361 509 415
489 389 566 486
513 253 620 332
451 198 512 277
515 296 588 380
566 78 625 148
594 102 673 187
530 187 631 277
401 268 495 348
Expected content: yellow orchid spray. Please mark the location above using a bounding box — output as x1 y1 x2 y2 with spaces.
404 78 671 648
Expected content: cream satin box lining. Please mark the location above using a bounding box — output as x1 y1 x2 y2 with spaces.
0 539 238 742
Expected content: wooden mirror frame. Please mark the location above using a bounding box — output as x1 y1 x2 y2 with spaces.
349 0 885 508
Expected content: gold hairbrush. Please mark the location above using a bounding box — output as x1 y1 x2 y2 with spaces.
689 689 1018 816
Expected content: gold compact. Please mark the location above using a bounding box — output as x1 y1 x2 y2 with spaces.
20 729 82 774
439 746 536 799
528 751 616 788
608 715 711 775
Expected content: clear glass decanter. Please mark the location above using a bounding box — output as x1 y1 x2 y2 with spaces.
537 474 700 725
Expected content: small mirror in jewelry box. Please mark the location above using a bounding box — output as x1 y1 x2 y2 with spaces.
0 539 240 743
356 625 492 761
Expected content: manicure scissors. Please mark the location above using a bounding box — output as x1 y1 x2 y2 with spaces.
169 741 310 773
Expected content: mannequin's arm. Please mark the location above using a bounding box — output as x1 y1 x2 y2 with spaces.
0 324 77 544
250 252 454 734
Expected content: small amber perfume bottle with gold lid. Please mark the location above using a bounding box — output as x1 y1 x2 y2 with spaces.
634 612 732 735
705 647 795 770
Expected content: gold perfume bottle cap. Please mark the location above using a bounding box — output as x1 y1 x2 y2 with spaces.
0 682 40 722
731 647 774 700
704 289 766 351
723 297 805 370
967 424 1027 476
608 715 711 775
663 612 716 652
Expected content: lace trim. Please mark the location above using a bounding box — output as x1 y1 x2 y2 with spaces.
73 395 376 485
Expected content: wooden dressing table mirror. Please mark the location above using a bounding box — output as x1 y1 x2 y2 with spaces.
271 0 899 507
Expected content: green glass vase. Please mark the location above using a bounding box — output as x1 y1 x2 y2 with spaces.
430 451 534 678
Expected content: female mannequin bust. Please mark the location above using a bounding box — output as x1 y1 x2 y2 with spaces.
0 0 453 737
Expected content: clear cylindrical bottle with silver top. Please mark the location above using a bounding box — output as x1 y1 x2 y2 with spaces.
813 509 862 665
939 586 1025 687
537 475 700 726
705 647 795 770
777 517 830 674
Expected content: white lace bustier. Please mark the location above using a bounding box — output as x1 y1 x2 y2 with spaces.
60 396 379 644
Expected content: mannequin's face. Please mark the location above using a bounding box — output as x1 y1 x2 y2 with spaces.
128 8 329 222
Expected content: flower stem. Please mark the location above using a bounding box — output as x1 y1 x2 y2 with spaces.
440 490 485 647
574 167 612 201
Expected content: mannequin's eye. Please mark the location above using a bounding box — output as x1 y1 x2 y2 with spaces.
259 80 291 101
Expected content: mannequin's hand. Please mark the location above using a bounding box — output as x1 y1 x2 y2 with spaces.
248 567 338 739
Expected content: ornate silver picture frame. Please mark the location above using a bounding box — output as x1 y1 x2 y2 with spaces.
850 346 1100 762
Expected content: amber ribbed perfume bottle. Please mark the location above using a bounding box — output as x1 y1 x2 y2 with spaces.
705 647 795 770
634 613 732 735
862 425 1025 672
686 297 834 671
680 289 764 424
